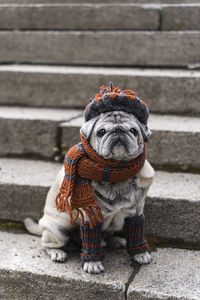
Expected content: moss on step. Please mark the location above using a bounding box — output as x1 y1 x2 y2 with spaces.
0 220 27 234
152 163 200 174
0 221 200 251
146 235 200 252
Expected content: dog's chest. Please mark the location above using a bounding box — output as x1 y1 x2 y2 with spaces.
91 177 143 214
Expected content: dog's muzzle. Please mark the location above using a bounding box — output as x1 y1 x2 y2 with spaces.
109 128 129 153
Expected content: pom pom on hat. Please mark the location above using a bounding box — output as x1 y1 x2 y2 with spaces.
84 83 149 125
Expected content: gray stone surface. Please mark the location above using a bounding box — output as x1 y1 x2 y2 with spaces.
0 232 199 300
60 118 82 151
0 65 200 115
0 107 82 159
0 31 200 66
0 0 199 3
145 171 200 243
61 114 200 170
0 159 61 221
0 232 132 300
162 4 200 30
127 247 200 300
0 158 200 243
0 4 159 30
148 114 200 170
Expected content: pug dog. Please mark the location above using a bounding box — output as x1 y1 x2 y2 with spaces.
24 110 154 274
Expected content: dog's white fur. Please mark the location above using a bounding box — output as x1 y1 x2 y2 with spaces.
24 112 154 274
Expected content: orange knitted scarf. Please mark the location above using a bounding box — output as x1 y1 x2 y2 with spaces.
56 134 146 229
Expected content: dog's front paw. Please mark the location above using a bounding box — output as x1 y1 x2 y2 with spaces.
83 261 104 274
46 248 68 262
134 251 152 264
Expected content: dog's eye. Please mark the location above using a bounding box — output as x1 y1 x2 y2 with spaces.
130 128 138 136
97 129 106 137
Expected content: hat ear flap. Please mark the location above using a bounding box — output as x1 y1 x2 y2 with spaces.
138 123 151 142
80 115 99 140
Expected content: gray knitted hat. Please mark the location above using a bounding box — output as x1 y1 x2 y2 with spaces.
84 83 149 125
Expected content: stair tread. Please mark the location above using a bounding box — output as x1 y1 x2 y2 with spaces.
0 106 82 121
0 31 200 66
1 64 200 76
0 158 61 187
0 107 199 167
0 0 199 3
0 157 199 201
2 106 200 131
0 65 199 115
0 3 160 31
0 107 82 158
127 246 200 300
0 158 200 244
0 231 131 300
61 112 200 133
0 231 199 299
0 3 199 31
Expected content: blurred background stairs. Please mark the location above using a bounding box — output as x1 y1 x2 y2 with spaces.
0 1 200 299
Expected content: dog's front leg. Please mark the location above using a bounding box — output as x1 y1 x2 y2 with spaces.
124 214 152 264
125 171 153 265
80 221 104 274
41 228 69 262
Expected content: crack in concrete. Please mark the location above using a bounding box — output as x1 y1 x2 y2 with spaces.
124 261 141 300
55 113 82 161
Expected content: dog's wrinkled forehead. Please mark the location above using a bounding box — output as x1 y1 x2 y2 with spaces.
100 111 135 123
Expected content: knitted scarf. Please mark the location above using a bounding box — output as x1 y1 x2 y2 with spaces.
56 134 146 229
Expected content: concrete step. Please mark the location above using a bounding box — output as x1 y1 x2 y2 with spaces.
0 0 199 3
0 106 82 159
0 31 200 67
162 4 200 30
0 65 200 116
61 113 200 171
0 4 199 31
1 107 200 170
0 231 199 299
0 158 199 243
0 4 160 30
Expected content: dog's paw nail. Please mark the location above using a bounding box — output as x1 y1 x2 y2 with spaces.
50 250 67 262
83 261 104 274
134 251 152 265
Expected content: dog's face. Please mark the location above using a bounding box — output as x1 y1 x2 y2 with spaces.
81 111 151 161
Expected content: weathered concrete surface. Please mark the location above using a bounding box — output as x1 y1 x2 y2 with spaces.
145 171 200 243
0 232 199 300
0 0 199 3
148 114 200 170
0 232 132 300
162 5 200 30
0 65 200 115
60 117 83 151
0 4 159 30
0 158 200 243
127 247 200 300
0 31 200 66
61 114 200 170
0 159 61 221
0 107 82 159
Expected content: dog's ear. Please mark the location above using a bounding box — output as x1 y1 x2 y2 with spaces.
80 115 99 140
138 123 151 142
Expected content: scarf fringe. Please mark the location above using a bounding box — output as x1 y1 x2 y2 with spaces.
56 191 103 229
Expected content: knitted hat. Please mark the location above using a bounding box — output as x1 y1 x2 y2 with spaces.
84 83 149 125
